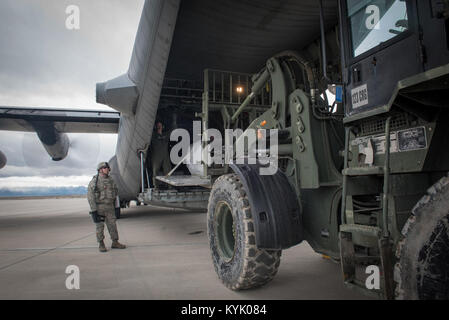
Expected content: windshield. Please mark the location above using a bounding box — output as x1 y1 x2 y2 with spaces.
347 0 409 57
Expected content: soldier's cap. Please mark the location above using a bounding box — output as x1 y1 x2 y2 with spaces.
97 162 110 170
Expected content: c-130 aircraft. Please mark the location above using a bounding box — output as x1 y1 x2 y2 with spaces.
2 0 449 299
0 0 340 207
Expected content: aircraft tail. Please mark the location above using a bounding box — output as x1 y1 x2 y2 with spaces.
97 0 181 200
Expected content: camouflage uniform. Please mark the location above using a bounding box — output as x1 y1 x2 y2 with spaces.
87 170 120 243
150 131 172 188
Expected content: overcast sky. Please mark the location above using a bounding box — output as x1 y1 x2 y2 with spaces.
0 0 144 189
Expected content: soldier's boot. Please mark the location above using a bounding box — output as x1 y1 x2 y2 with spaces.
99 241 107 252
111 240 126 249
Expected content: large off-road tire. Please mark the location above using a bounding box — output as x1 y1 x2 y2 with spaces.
395 174 449 299
207 174 282 290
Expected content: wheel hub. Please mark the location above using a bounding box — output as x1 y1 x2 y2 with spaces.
215 201 236 262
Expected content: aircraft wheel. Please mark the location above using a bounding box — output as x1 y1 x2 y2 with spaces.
395 174 449 299
207 174 281 290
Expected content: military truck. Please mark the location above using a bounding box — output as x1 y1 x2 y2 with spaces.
138 0 449 299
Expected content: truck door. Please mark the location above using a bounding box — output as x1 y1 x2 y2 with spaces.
342 0 422 117
418 0 449 70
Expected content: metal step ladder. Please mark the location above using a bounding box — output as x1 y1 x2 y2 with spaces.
339 117 395 299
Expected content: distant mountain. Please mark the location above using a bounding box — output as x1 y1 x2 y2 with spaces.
0 186 87 197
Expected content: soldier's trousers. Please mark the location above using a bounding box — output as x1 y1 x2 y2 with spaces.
152 154 171 188
96 209 119 242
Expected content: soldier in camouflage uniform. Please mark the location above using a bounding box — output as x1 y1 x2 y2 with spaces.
87 162 126 252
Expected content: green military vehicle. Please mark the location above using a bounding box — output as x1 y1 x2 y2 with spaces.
139 0 449 299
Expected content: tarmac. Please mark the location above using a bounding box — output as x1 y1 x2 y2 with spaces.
0 198 371 300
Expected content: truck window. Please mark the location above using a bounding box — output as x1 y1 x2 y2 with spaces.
347 0 409 57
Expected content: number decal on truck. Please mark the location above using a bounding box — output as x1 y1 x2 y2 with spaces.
351 84 369 109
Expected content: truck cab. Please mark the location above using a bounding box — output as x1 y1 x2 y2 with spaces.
339 0 449 299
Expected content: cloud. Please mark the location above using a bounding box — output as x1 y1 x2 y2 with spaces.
0 175 92 188
0 0 143 186
0 0 144 110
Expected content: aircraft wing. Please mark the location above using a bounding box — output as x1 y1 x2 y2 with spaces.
0 106 120 165
0 106 119 133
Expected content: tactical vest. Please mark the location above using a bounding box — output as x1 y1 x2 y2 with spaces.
95 174 117 204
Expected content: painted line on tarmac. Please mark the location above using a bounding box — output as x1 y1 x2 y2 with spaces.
0 232 95 271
